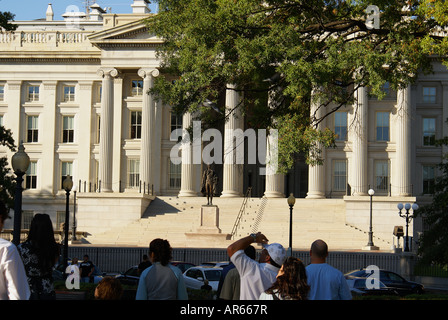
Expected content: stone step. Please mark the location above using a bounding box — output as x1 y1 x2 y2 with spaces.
86 196 392 250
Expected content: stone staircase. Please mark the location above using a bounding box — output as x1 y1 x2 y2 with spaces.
85 196 393 251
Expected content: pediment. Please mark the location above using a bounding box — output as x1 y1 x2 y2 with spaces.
88 19 163 47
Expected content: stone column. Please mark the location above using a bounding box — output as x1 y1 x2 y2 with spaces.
351 86 368 196
138 68 159 193
152 99 163 194
264 129 285 197
221 84 243 197
395 85 412 196
178 112 197 197
306 89 326 199
264 85 284 198
112 77 123 192
97 67 118 192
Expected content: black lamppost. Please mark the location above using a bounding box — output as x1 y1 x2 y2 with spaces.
71 185 77 242
366 189 376 248
62 175 73 270
397 202 418 252
287 193 295 255
11 142 30 246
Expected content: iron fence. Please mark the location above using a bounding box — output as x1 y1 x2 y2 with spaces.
67 246 402 275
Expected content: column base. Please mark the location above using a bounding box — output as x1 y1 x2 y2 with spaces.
306 192 325 199
221 190 242 198
264 191 285 198
178 190 198 197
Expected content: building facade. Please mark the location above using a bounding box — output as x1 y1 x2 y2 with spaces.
0 2 445 245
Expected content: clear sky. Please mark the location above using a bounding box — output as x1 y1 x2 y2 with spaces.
0 0 158 21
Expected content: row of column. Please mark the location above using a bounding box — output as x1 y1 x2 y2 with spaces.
306 85 412 198
178 84 286 198
97 67 160 193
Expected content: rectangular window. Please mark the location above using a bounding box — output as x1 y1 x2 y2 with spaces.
27 115 39 143
0 85 4 101
423 87 436 104
22 211 34 230
375 161 389 193
170 112 183 133
423 118 436 146
334 112 347 141
25 161 37 189
61 161 73 189
0 115 3 127
332 160 347 192
423 165 435 194
376 112 390 141
169 161 181 189
128 159 140 188
62 116 74 143
63 86 75 102
28 86 40 102
130 111 142 139
131 80 143 96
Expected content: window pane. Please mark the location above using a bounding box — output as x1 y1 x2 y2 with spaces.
334 112 347 141
376 112 389 141
423 118 436 146
128 159 140 188
423 87 436 103
375 161 389 192
130 111 142 139
423 165 435 194
333 160 347 192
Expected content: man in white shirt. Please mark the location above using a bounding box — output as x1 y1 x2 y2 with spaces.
227 232 286 300
0 201 30 300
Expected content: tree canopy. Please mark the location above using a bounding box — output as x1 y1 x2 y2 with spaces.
147 0 448 172
415 131 448 266
0 11 17 31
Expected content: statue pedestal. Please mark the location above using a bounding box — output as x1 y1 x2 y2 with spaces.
185 205 231 248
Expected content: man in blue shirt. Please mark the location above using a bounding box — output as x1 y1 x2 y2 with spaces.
305 239 352 300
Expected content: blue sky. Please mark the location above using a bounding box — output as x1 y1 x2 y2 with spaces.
0 0 158 21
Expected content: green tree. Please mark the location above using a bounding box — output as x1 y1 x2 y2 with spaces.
415 131 448 266
146 0 448 172
0 126 16 210
0 11 17 31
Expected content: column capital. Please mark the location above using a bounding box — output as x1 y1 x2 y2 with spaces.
97 67 119 78
138 68 160 79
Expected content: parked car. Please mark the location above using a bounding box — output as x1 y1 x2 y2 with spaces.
116 261 196 286
200 261 230 268
183 266 223 291
345 268 424 295
171 261 196 273
346 277 400 297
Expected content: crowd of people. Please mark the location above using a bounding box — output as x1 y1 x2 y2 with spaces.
1 197 352 301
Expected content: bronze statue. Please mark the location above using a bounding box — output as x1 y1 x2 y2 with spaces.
201 164 218 205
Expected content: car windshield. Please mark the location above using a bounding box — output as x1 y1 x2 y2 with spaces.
204 270 222 281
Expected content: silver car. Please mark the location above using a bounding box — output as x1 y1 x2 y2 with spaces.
183 266 222 291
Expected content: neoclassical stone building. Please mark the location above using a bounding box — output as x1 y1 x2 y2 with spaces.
0 1 445 246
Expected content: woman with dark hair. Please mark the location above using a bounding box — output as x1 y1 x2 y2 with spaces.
136 238 188 300
17 213 60 300
259 256 310 300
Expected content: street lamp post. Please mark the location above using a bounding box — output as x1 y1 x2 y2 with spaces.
72 186 77 242
62 175 73 270
397 203 418 252
287 193 296 255
363 189 379 250
11 142 30 246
